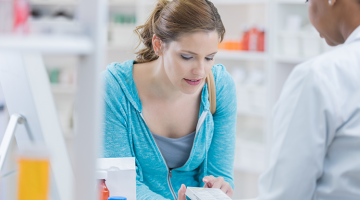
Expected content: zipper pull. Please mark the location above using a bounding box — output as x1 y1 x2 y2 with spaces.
169 170 172 178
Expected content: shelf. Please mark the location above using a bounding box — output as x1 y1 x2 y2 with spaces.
30 0 78 6
31 0 268 6
276 0 307 4
275 55 309 64
30 0 137 6
212 0 268 5
109 0 137 6
0 35 93 55
51 84 76 94
107 44 134 51
216 50 267 61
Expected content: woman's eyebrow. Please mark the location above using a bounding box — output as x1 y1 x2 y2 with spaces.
207 52 217 56
182 51 218 56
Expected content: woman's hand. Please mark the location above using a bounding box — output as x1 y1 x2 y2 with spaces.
203 175 234 197
178 184 187 200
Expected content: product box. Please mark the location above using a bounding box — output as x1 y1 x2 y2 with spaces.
185 187 232 200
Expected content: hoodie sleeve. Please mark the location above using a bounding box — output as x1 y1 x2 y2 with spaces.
102 70 170 200
205 65 237 189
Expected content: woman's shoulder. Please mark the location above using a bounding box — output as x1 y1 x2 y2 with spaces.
102 60 134 84
102 60 140 110
211 64 235 91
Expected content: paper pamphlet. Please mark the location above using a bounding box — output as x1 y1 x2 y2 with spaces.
185 187 232 200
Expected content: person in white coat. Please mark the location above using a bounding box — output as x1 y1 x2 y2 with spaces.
258 0 360 199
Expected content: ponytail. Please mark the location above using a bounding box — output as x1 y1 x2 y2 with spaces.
134 0 169 63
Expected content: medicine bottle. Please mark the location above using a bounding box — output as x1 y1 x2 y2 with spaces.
17 145 50 200
96 171 110 200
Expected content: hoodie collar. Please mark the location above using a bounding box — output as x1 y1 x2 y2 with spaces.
108 60 142 112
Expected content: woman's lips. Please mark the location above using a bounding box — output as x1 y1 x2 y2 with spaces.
184 78 201 86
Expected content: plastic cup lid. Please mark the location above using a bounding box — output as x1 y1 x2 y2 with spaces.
108 197 127 200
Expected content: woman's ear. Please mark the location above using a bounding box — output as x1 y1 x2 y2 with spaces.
328 0 336 6
152 34 163 56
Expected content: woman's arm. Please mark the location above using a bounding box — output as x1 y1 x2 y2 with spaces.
203 66 237 193
103 72 169 200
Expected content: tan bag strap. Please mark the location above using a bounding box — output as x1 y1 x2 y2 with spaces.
206 71 216 115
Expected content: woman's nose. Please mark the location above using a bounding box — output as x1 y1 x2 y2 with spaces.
192 60 206 77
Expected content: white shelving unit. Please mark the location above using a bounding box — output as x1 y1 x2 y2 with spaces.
30 0 77 6
0 35 93 54
1 1 108 200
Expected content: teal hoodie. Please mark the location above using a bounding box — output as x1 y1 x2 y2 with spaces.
102 60 237 200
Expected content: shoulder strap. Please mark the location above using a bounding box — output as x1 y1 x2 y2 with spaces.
206 71 216 115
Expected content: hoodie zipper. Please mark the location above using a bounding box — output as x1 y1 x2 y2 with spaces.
139 110 208 200
170 110 208 171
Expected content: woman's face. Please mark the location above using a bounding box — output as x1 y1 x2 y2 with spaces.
308 0 344 46
161 31 219 95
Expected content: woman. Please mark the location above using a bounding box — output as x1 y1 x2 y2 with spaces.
102 0 237 199
258 0 360 199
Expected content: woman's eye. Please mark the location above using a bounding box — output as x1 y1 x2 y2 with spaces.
206 56 214 61
305 0 308 2
181 55 192 60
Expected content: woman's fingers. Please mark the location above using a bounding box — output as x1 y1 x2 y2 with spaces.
220 182 234 198
225 185 234 198
177 184 187 200
203 175 234 198
212 176 224 189
203 175 216 188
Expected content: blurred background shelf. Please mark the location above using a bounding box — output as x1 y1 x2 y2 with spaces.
109 0 137 6
0 35 93 54
276 0 307 4
30 0 77 6
212 0 268 5
275 55 307 64
30 0 140 6
216 50 268 61
51 84 76 95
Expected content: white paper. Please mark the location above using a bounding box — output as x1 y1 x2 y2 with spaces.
186 187 232 200
97 157 136 200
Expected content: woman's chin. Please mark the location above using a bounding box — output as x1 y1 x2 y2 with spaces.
180 85 202 95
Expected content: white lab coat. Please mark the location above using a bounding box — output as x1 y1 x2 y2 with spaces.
258 26 360 200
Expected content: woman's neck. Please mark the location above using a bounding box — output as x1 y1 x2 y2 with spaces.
146 58 188 102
